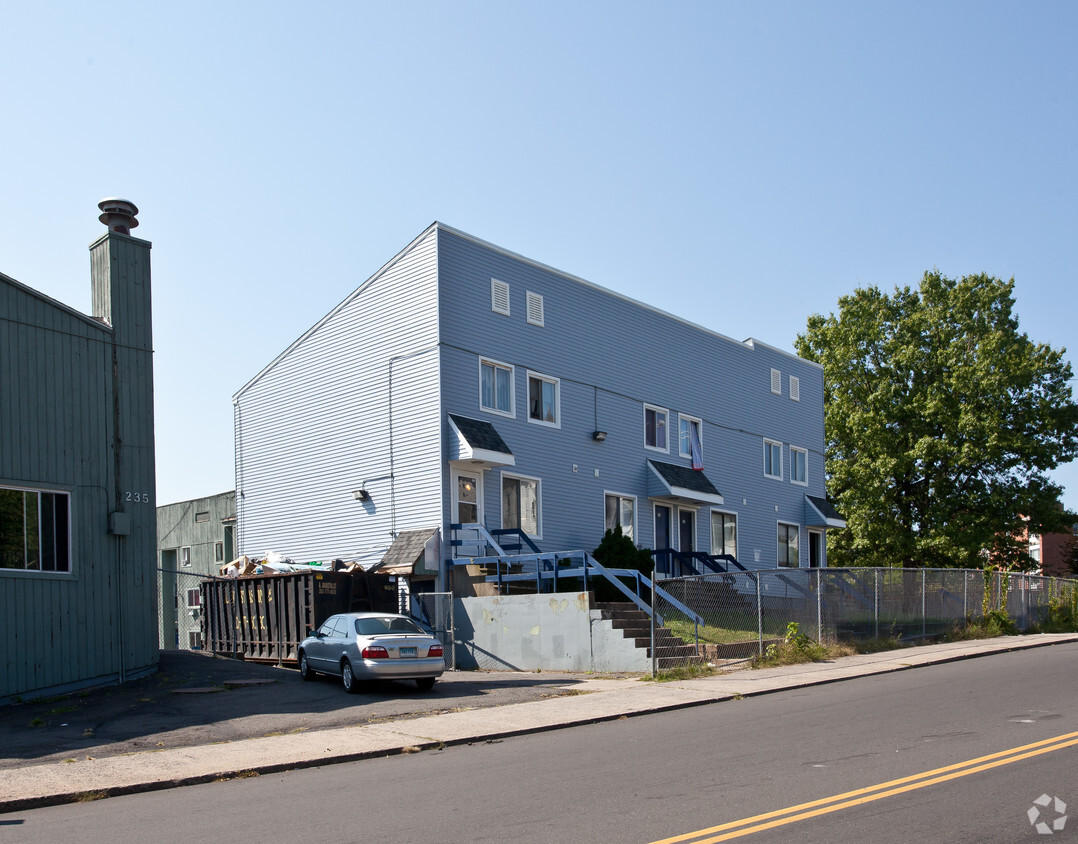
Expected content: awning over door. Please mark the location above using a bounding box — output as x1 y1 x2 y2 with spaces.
805 495 847 528
372 527 441 576
447 414 515 467
647 459 724 506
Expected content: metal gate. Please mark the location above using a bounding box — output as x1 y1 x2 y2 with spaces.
413 592 455 670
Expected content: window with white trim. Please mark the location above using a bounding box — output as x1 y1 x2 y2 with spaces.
644 404 669 451
502 474 541 537
527 371 560 426
0 486 71 573
790 446 808 485
678 414 702 461
764 439 783 480
526 291 544 326
778 523 800 567
187 587 201 608
181 546 192 567
770 368 782 395
480 358 514 416
789 375 800 401
605 493 636 540
710 511 737 558
491 279 510 315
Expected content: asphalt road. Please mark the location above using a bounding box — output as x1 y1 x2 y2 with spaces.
7 643 1077 843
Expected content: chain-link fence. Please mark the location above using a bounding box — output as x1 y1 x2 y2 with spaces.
653 568 1078 671
158 568 216 651
412 592 455 670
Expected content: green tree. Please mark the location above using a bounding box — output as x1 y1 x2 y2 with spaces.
795 272 1078 569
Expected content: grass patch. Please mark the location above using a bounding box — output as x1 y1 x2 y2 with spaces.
651 662 721 682
751 623 856 668
665 617 780 646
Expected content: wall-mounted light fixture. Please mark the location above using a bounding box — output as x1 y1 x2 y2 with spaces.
592 430 608 442
352 489 371 502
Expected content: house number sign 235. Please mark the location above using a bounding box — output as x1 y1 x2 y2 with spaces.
124 491 152 504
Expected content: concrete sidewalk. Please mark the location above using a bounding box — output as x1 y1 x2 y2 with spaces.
2 633 1076 814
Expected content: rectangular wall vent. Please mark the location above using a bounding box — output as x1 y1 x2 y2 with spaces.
526 291 544 326
491 279 510 315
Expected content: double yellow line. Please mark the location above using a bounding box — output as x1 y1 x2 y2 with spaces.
651 729 1078 843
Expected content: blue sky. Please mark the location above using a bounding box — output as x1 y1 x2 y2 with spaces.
3 1 1076 513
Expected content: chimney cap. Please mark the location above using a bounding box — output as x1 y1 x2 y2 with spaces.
98 198 139 234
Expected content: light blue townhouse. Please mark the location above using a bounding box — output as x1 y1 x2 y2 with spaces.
233 223 843 594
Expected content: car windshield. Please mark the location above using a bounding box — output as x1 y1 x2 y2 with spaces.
354 616 424 636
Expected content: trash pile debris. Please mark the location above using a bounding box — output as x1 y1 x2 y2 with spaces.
218 553 365 578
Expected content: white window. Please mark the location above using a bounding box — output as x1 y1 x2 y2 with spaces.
502 474 541 537
491 279 510 315
526 291 545 326
644 404 669 451
710 511 737 558
764 439 783 480
527 371 560 427
188 631 203 650
678 414 702 461
0 486 71 573
789 375 800 402
778 523 800 567
605 493 636 540
180 546 192 567
770 368 782 395
187 587 201 608
479 358 514 416
791 446 808 485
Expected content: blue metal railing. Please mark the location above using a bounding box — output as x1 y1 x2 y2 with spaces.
463 548 704 628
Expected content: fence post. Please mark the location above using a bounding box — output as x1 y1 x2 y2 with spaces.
921 568 926 639
650 568 657 677
874 569 879 639
755 573 763 655
816 569 823 641
963 571 968 620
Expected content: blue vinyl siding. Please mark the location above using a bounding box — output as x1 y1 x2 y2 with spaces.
436 227 828 568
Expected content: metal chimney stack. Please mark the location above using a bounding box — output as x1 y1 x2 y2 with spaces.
98 198 139 235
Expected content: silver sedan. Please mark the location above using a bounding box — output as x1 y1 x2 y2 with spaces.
298 612 445 692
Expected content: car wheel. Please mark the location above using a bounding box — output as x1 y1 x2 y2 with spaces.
299 651 316 681
342 660 360 694
416 677 436 692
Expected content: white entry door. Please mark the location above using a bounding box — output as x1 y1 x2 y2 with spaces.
451 470 484 557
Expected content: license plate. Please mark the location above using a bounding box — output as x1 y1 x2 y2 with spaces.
399 646 417 658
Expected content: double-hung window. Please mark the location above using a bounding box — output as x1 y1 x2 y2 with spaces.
480 358 514 416
679 414 703 465
605 493 636 540
0 486 71 573
764 439 783 480
502 474 540 537
778 523 800 567
710 512 737 558
644 405 668 451
527 372 560 427
790 446 808 485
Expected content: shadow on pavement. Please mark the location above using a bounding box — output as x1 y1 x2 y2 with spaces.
0 650 592 768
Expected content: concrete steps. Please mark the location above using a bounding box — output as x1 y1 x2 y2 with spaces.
594 601 703 669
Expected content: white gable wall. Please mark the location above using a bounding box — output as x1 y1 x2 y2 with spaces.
234 228 442 564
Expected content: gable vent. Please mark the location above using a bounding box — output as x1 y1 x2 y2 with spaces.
789 375 800 401
491 279 510 315
770 368 781 395
526 291 545 326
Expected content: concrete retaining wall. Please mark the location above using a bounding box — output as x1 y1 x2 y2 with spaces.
453 592 651 673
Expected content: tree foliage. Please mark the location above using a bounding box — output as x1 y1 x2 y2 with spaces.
796 271 1078 570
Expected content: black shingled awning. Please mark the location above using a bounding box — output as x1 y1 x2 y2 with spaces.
647 459 724 506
